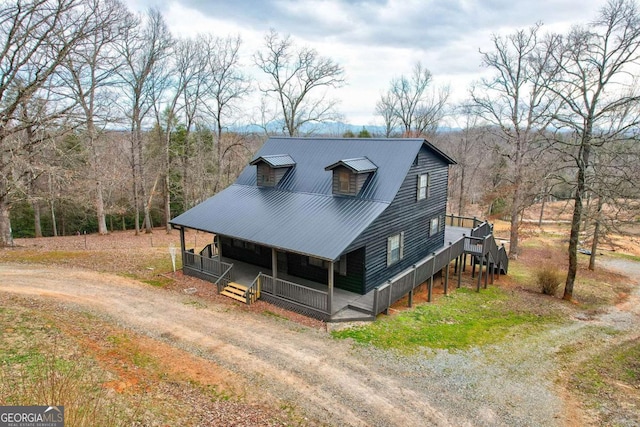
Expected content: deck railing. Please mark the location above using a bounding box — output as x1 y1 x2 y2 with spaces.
183 250 234 288
246 274 262 305
445 214 482 229
372 218 508 316
373 238 469 316
214 263 234 293
259 273 329 317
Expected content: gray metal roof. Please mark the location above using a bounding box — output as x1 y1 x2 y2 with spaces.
249 154 296 168
171 185 388 260
171 137 455 260
325 157 378 173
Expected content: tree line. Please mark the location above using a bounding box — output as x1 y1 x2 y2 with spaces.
1 0 639 301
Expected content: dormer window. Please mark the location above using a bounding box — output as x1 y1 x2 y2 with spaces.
325 157 377 196
338 170 351 192
250 154 295 187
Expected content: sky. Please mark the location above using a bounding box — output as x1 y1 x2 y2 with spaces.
124 0 606 127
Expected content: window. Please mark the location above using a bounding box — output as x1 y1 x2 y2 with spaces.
430 217 439 236
387 232 404 266
417 173 430 200
338 170 351 193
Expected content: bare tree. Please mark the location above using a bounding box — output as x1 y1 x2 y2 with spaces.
148 37 203 232
61 0 131 235
445 105 492 217
117 8 173 234
0 0 110 246
375 91 400 137
378 61 450 137
547 0 640 300
254 29 345 136
470 24 562 258
202 34 251 191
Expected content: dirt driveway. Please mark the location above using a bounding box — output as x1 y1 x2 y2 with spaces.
1 261 639 426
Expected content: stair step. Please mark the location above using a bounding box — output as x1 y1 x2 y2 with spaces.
220 290 247 303
226 282 248 291
222 286 246 297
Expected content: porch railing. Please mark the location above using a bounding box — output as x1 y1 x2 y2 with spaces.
246 273 262 305
214 263 234 293
258 273 329 318
183 250 234 285
445 214 482 229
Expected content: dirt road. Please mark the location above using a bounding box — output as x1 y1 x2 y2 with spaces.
0 264 458 426
1 261 638 426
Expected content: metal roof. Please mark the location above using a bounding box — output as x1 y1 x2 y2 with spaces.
249 154 296 168
325 157 378 173
171 137 455 260
171 185 388 260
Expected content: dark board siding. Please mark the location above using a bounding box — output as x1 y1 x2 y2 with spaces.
286 248 365 294
346 145 450 293
335 247 365 294
220 236 271 269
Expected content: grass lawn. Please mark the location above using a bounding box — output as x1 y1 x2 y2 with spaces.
332 287 563 353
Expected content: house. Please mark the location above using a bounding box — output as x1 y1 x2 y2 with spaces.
170 137 506 321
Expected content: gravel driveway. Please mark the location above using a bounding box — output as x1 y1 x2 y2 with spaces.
1 261 638 426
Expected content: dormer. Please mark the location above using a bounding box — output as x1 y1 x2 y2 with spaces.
250 154 296 187
324 157 377 196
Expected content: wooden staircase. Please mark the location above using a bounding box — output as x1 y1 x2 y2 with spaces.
220 282 250 304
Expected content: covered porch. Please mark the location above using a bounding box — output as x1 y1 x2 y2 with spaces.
177 228 374 322
174 216 499 322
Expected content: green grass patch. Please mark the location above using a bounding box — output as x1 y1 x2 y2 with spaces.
262 310 288 321
142 276 172 287
607 252 640 262
569 338 640 423
0 250 88 264
505 262 531 285
332 287 560 353
574 338 640 388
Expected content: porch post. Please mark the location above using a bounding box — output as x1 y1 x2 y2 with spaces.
216 235 223 258
271 248 278 279
179 227 186 268
327 261 334 316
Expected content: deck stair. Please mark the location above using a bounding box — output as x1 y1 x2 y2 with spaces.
220 282 249 303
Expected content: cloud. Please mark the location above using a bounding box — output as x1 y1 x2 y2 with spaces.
123 0 608 124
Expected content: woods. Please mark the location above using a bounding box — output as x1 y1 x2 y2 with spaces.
1 0 639 300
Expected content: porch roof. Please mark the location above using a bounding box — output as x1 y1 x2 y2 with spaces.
170 184 389 261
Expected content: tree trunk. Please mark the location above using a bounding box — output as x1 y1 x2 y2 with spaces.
164 173 171 233
50 198 58 237
589 197 603 271
47 174 58 237
508 180 522 259
138 129 152 234
95 179 108 234
130 129 140 236
564 142 590 301
458 167 465 217
538 193 546 227
33 201 42 238
0 196 14 247
87 120 108 235
164 130 171 234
